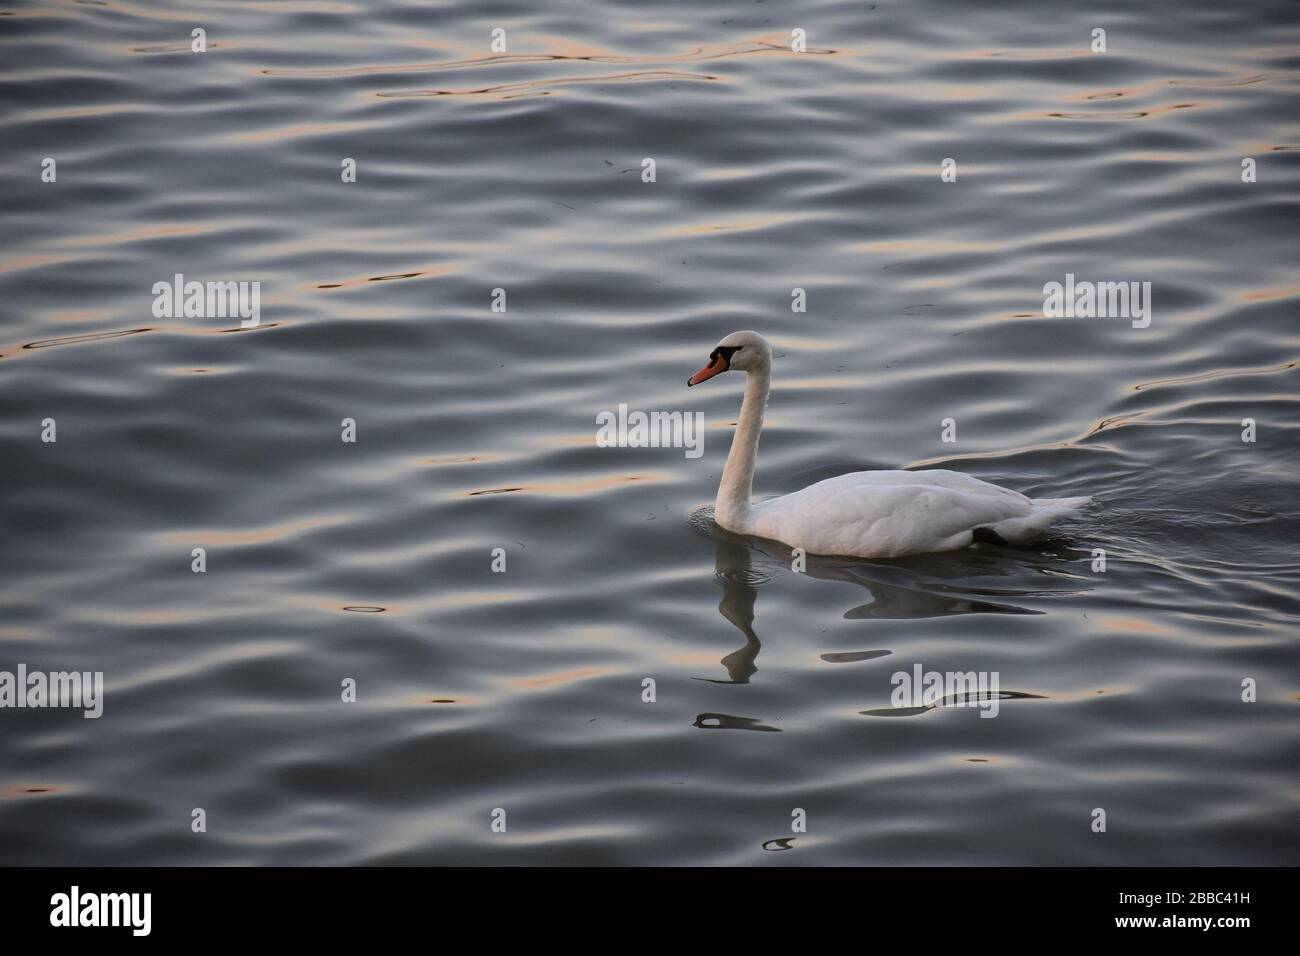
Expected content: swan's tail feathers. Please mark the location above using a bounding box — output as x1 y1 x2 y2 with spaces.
985 496 1093 544
1032 495 1093 517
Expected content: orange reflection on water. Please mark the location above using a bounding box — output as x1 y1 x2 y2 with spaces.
58 223 213 248
421 453 499 465
304 262 458 291
0 784 65 798
1048 686 1134 701
655 213 801 239
511 666 615 690
0 253 71 276
230 121 371 144
464 473 668 497
1239 282 1300 302
265 35 836 79
952 48 1094 61
1095 616 1170 635
26 104 148 120
154 513 354 547
378 70 718 101
852 239 996 254
45 309 112 324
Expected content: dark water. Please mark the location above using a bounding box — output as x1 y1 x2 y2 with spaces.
2 0 1298 865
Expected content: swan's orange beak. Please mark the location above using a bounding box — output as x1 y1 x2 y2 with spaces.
687 353 727 386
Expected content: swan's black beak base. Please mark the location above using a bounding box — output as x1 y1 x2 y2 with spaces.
687 346 737 386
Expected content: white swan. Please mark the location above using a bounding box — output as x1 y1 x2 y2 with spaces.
687 331 1091 558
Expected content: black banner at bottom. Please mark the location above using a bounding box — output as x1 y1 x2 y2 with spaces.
0 866 1284 941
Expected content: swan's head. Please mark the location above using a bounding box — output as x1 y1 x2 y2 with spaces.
687 330 771 386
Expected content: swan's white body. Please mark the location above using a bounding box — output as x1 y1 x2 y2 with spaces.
688 331 1091 559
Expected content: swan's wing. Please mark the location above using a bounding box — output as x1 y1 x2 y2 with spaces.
750 469 1035 557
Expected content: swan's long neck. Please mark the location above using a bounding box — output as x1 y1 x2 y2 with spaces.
715 365 769 528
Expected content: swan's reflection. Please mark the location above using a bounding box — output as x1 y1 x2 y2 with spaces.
697 535 765 684
698 513 1080 686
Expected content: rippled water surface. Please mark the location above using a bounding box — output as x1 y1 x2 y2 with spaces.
2 0 1298 865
